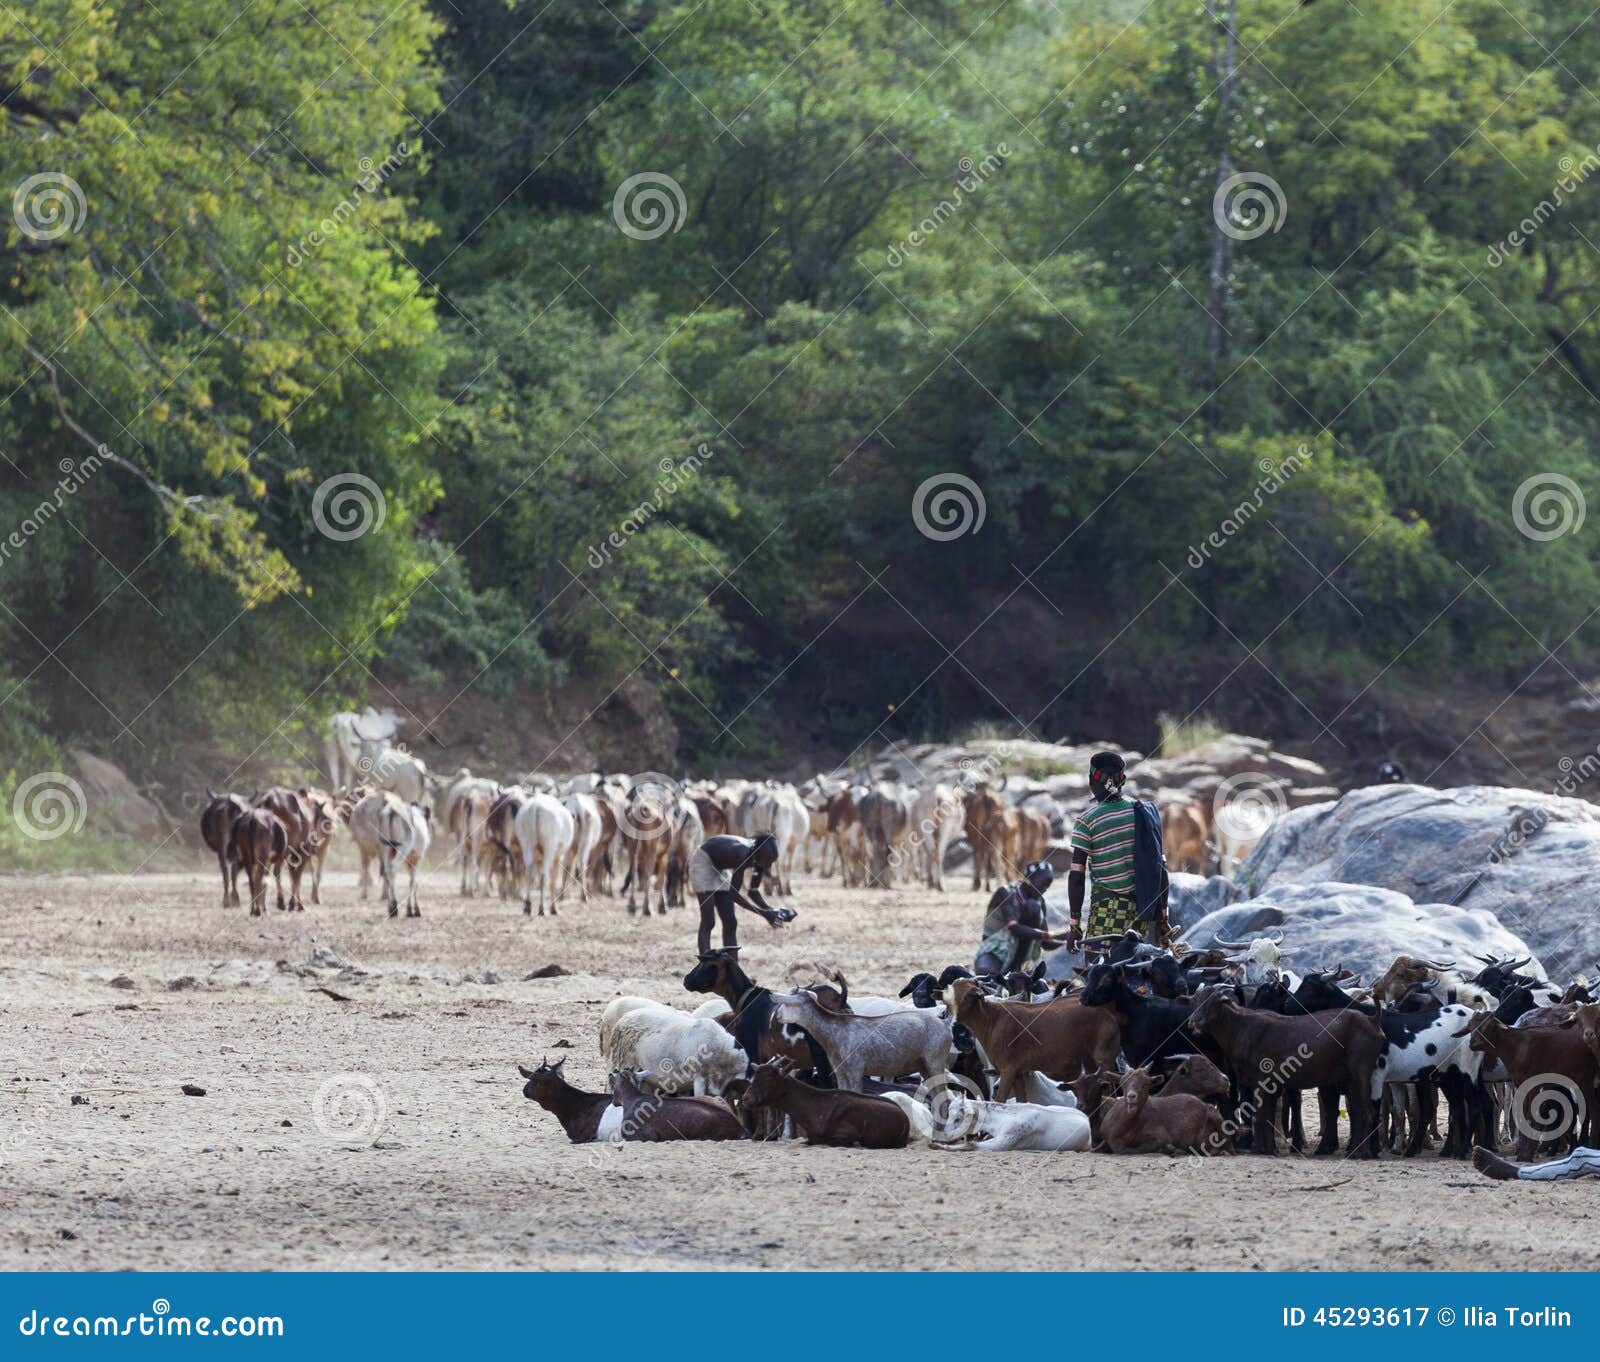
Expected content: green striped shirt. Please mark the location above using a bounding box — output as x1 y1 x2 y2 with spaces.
1072 796 1137 895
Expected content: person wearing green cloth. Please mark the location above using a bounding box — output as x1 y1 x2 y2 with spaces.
974 860 1070 976
1067 750 1170 950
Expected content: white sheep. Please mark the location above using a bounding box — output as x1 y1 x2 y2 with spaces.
599 1000 747 1096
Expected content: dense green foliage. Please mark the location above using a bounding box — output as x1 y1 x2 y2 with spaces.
5 0 1600 793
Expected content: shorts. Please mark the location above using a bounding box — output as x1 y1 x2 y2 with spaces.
688 848 733 895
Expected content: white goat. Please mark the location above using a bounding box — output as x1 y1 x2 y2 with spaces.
939 1096 1091 1151
772 991 950 1092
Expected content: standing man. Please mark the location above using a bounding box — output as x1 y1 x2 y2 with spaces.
688 831 796 955
1066 751 1170 951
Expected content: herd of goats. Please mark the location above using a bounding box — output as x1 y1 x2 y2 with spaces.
522 937 1600 1157
192 742 1600 1160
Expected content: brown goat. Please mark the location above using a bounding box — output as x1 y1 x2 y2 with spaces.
1457 1013 1600 1157
519 1058 618 1143
1100 1067 1228 1154
954 980 1120 1100
1187 987 1382 1157
608 1068 744 1141
199 790 249 907
229 808 287 918
1371 953 1455 1005
1156 1053 1230 1103
741 1060 909 1148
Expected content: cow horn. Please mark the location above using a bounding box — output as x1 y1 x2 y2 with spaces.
1211 936 1251 950
206 786 219 800
1416 957 1455 970
1266 928 1285 944
518 1064 535 1079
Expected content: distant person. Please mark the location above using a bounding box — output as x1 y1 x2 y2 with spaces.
688 831 794 955
1474 1145 1600 1182
974 860 1069 976
1066 751 1170 951
1377 760 1406 784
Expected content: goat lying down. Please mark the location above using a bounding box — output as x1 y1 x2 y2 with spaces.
882 1092 1091 1151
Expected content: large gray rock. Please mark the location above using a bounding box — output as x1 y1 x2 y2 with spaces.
1238 784 1599 977
1181 881 1548 985
1169 872 1239 931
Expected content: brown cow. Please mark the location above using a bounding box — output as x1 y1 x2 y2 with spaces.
229 808 288 917
1162 797 1210 875
450 785 494 897
481 787 525 899
963 780 1017 892
199 789 249 907
1013 806 1051 874
256 787 312 911
625 783 674 917
300 786 337 905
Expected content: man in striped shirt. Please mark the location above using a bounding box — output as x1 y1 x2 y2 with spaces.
1067 751 1144 949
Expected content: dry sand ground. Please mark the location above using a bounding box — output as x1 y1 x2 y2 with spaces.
1 861 1597 1272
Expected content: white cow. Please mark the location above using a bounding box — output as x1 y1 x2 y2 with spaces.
361 742 429 805
375 796 431 918
515 791 575 917
326 707 401 789
912 782 964 891
562 791 602 904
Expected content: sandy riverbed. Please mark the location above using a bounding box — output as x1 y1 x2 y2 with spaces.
0 864 1594 1271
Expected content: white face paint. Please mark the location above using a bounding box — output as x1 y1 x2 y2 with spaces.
595 1104 625 1143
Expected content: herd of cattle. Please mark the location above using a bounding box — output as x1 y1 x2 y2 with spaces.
200 709 1247 922
520 941 1600 1158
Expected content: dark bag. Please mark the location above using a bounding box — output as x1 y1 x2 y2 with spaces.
1132 799 1167 923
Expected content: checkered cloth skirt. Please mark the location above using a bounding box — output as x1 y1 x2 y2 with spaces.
1085 890 1141 940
